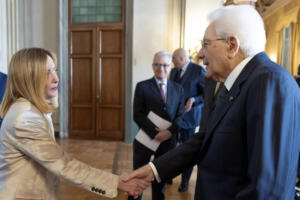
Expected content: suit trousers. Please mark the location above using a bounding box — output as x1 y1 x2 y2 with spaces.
178 128 195 184
128 139 175 200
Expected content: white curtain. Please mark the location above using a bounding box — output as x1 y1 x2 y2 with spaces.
0 0 19 74
280 24 292 72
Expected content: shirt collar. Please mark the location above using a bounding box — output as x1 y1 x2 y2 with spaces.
154 76 167 86
224 56 253 91
181 62 189 73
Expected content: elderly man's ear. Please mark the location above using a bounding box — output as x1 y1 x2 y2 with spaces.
227 36 240 59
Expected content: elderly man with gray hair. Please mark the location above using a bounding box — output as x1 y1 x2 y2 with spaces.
123 5 300 200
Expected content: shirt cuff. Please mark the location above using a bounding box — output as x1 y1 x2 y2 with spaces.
191 97 195 103
148 162 161 183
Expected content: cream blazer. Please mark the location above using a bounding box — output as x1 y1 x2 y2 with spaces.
0 98 119 200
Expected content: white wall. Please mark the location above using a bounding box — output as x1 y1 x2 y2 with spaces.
185 0 222 51
132 0 222 90
133 0 172 89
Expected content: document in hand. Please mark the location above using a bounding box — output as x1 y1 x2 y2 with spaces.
135 111 172 152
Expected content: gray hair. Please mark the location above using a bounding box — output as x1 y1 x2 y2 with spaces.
208 5 266 57
153 51 172 63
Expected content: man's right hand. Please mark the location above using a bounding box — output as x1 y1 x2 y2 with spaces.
121 165 154 193
118 174 149 198
154 128 172 142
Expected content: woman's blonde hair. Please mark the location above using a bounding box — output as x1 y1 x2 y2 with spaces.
0 48 57 117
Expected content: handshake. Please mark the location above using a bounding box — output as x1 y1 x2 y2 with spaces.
117 165 154 198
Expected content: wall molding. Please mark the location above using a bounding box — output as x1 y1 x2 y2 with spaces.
59 0 69 138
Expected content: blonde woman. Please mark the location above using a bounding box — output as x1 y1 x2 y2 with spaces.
0 48 147 199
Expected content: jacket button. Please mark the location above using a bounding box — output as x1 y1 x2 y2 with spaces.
102 190 106 194
91 187 95 191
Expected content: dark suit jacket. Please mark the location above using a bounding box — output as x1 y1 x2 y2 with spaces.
133 77 185 146
170 62 205 129
0 72 7 102
296 76 300 87
199 77 217 132
0 72 7 127
153 52 300 200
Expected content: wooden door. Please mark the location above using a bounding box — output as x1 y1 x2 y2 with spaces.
96 28 124 140
68 0 125 140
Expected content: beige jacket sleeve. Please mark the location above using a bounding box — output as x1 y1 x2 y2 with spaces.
7 108 119 198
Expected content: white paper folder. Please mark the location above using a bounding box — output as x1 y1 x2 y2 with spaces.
135 111 172 152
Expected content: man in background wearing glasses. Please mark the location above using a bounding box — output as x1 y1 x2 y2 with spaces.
128 51 185 200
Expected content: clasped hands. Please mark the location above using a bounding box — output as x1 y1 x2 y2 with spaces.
118 165 154 198
117 128 169 197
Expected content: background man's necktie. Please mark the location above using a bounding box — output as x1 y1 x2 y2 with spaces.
174 69 182 83
159 83 166 103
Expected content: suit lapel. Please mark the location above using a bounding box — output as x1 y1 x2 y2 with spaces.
170 68 176 81
165 80 174 110
200 53 267 150
149 77 165 103
179 63 192 85
200 91 235 149
206 80 217 112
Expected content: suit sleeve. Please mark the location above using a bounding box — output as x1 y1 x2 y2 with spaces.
169 68 176 81
192 68 205 106
168 85 186 133
7 112 119 198
236 72 300 199
152 131 205 180
133 82 158 139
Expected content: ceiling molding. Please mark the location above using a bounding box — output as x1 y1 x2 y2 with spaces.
257 0 292 19
223 0 292 19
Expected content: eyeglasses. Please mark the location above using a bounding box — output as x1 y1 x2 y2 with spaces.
201 38 227 49
152 63 171 68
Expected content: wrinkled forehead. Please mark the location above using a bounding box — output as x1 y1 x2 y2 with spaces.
203 23 216 39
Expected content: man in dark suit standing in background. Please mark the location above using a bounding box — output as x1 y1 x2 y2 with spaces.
124 5 300 200
170 48 205 192
128 51 185 200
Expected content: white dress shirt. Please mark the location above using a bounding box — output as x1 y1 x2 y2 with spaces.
179 62 190 78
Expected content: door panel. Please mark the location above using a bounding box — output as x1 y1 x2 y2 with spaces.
71 58 93 104
96 28 124 140
71 31 93 54
98 108 121 130
97 107 123 140
99 58 121 104
100 30 122 54
72 108 94 130
69 28 96 138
